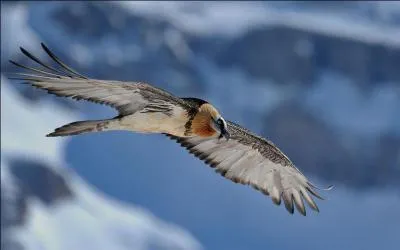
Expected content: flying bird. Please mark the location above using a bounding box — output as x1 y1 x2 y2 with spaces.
9 43 332 216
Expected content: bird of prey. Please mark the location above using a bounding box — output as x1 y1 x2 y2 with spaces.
9 43 332 216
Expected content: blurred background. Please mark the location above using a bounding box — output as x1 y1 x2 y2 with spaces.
1 1 400 250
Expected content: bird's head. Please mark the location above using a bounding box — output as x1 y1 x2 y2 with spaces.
191 103 230 140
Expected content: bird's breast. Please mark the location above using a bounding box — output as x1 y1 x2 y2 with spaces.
118 106 190 137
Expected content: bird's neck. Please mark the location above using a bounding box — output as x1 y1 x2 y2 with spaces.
191 111 217 137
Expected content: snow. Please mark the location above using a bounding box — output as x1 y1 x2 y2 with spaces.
9 176 202 250
1 3 42 65
303 71 400 137
1 76 78 166
116 1 400 48
1 76 202 250
115 1 268 38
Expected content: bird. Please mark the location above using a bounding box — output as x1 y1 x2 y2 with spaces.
8 43 332 216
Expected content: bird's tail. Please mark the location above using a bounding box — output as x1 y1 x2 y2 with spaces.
46 119 115 137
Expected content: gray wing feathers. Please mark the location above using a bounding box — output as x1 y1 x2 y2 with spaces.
9 43 185 116
167 121 332 216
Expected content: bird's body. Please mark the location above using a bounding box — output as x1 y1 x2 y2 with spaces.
9 43 332 216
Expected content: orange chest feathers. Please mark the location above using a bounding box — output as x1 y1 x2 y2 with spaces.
191 112 217 137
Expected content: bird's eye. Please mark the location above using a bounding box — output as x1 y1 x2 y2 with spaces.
216 117 227 129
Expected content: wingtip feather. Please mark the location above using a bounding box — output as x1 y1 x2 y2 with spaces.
19 46 29 55
307 181 334 191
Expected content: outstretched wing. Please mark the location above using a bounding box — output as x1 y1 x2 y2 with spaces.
8 43 188 116
167 121 332 216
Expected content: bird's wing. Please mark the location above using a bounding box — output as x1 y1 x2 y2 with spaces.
8 43 188 116
167 121 332 216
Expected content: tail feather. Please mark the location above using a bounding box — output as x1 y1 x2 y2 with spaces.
47 120 113 137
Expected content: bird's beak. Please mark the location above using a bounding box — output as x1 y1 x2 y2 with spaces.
213 118 230 141
219 127 230 141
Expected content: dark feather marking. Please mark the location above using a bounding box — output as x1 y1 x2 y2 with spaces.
140 104 174 116
40 43 88 79
231 177 240 183
272 194 282 205
9 60 64 78
198 154 208 161
306 186 325 200
294 196 307 216
180 97 208 107
136 84 187 113
204 158 215 165
216 168 227 177
210 162 218 168
181 98 208 136
227 121 293 166
261 189 270 196
300 189 319 212
19 46 72 77
283 192 294 214
184 119 194 136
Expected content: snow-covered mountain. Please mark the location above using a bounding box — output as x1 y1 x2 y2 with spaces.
2 2 400 250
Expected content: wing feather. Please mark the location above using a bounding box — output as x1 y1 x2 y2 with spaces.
167 121 332 216
8 43 188 116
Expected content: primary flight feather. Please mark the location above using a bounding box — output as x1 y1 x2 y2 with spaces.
9 43 332 216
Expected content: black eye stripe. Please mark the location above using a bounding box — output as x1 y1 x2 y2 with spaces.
216 118 226 128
